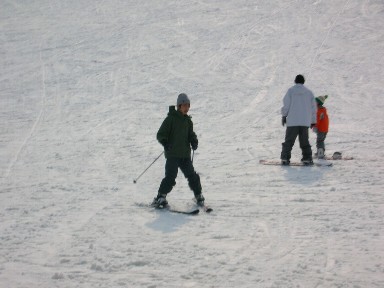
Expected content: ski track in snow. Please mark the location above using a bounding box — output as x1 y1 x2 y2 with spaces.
1 0 384 288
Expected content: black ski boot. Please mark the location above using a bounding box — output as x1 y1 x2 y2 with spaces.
195 194 205 206
151 194 168 208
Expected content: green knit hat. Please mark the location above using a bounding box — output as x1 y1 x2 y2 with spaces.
316 95 328 105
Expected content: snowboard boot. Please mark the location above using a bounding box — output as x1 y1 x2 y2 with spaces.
317 148 324 159
281 159 290 166
195 194 205 206
332 152 342 160
151 194 168 208
301 158 314 165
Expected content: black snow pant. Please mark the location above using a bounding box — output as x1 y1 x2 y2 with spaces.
281 126 312 161
158 157 202 197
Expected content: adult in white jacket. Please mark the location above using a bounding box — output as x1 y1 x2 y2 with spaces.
280 74 317 165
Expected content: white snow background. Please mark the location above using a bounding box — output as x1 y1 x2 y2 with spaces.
1 0 383 287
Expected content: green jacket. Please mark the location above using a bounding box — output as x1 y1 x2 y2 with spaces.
157 106 198 158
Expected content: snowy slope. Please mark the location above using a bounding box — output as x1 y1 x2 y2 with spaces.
1 0 383 287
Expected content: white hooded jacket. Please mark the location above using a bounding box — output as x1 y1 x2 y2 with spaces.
281 84 317 127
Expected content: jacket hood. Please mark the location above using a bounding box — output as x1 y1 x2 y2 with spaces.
168 105 178 117
168 105 176 114
168 105 191 119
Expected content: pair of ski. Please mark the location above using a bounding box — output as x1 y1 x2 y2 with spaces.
154 201 213 215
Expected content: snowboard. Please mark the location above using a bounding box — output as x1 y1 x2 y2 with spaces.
259 159 333 167
316 152 353 161
318 156 353 160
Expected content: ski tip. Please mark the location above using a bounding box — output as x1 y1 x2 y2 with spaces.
190 209 200 215
165 207 200 215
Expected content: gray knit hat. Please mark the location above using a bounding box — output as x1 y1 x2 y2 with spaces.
177 93 190 106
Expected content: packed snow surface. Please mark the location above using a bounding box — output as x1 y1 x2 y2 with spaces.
1 0 383 287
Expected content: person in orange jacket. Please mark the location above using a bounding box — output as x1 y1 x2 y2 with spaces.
313 95 329 158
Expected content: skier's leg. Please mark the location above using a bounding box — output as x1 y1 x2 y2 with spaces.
179 158 202 198
299 127 312 160
157 158 179 196
281 126 298 161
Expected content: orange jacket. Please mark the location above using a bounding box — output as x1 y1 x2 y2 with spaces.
316 106 329 132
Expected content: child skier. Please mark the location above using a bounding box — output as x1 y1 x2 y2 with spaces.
313 95 329 159
152 93 205 208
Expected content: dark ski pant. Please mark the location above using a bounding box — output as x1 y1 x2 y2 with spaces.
281 126 312 161
158 157 202 197
316 131 327 150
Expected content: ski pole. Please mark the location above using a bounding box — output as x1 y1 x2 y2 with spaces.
191 150 195 163
133 151 164 184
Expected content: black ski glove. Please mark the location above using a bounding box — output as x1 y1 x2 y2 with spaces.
160 140 172 151
282 116 287 126
310 123 316 129
164 143 172 151
191 140 198 151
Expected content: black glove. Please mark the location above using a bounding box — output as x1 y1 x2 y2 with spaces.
191 140 198 151
282 116 287 126
310 123 316 129
164 143 172 151
160 141 172 151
